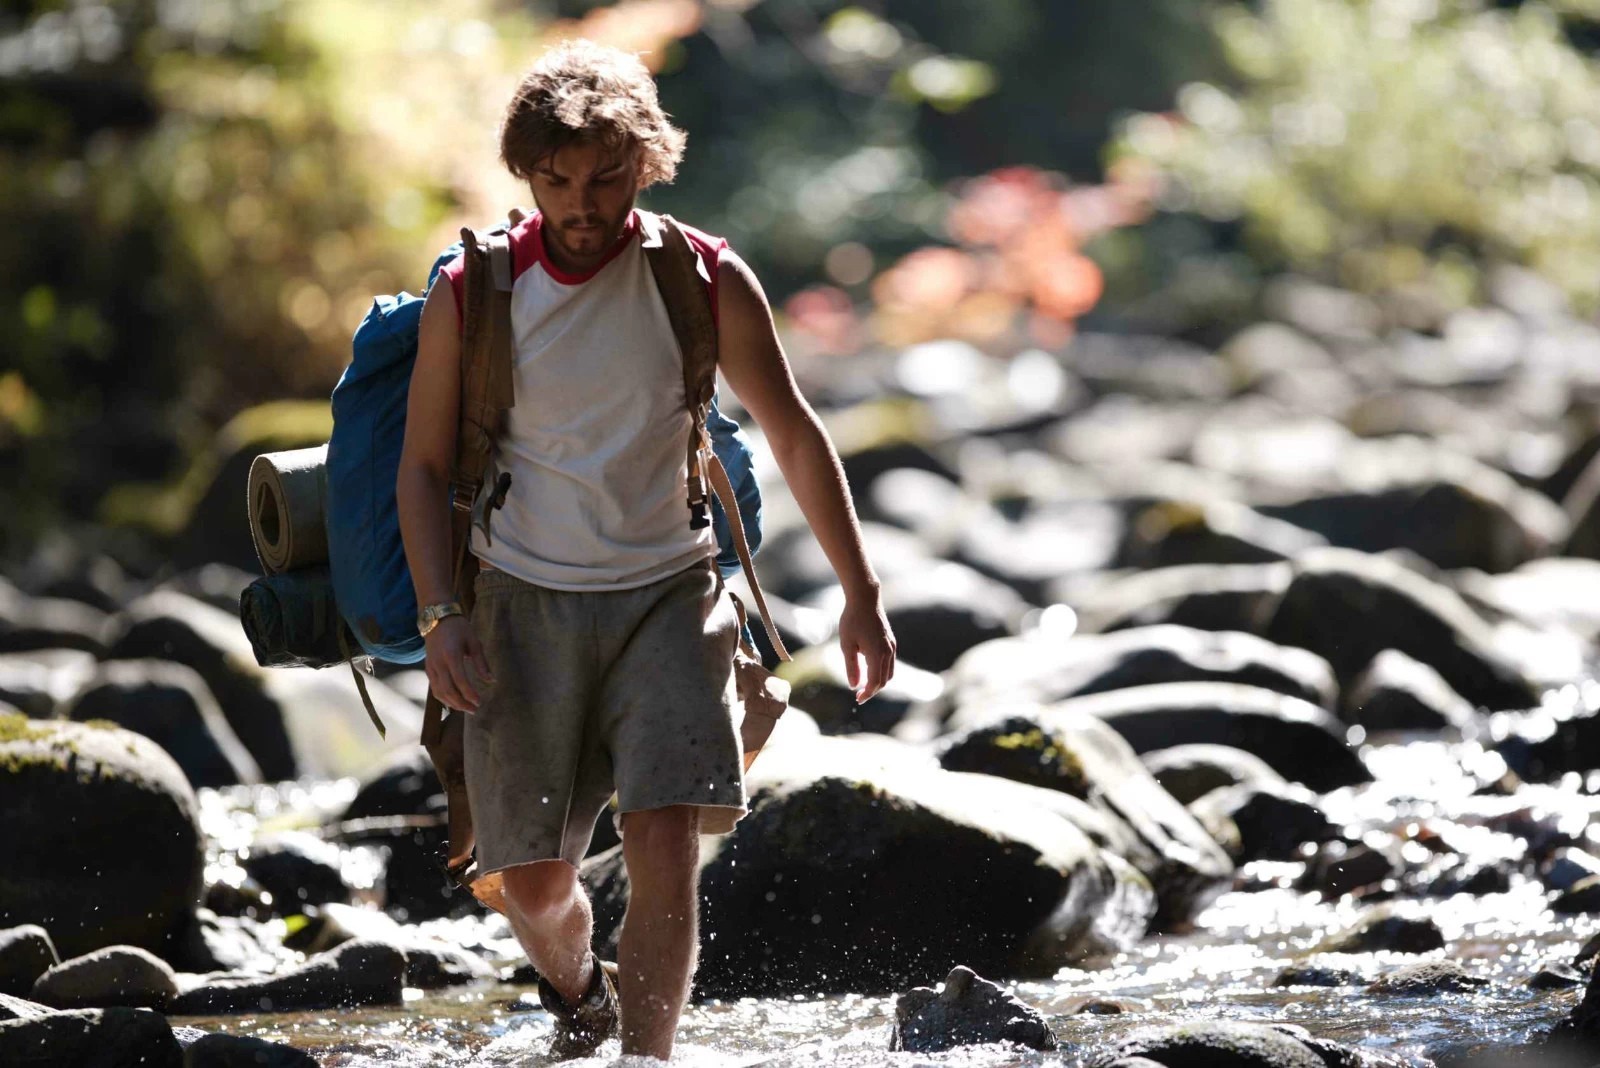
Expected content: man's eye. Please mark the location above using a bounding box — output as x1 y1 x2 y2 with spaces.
593 176 615 186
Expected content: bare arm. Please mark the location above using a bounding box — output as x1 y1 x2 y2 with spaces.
396 278 492 709
714 250 896 700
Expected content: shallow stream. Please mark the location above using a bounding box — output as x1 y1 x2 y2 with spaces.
176 732 1600 1066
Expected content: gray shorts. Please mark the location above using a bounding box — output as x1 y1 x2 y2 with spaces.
463 558 747 876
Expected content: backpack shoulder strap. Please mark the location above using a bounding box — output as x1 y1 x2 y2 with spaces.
641 210 791 662
421 220 517 749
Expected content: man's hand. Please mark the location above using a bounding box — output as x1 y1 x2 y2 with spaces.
425 615 495 712
839 591 896 703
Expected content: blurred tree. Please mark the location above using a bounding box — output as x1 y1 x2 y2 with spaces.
1110 0 1600 318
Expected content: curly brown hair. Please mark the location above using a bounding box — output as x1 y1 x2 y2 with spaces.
499 39 686 188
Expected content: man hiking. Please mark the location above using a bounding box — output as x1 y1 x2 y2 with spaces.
396 39 897 1062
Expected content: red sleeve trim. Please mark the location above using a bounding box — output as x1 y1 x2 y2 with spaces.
677 220 730 328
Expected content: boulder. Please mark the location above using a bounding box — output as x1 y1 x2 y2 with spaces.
1189 783 1340 863
758 522 936 604
103 591 297 780
0 715 202 959
1340 650 1477 733
1067 563 1291 636
938 710 1231 926
168 910 279 975
1553 875 1600 915
280 903 493 989
1367 959 1488 996
0 649 97 719
1456 558 1600 643
170 938 405 1014
1497 709 1600 783
0 926 57 997
31 946 177 1010
801 562 1030 673
1549 949 1600 1053
889 965 1056 1052
941 625 1338 715
1273 960 1363 987
1090 1021 1328 1068
1318 907 1445 954
1297 841 1399 899
777 643 943 735
240 832 351 914
984 682 1369 791
955 502 1124 605
1258 470 1567 574
1118 499 1326 570
1141 745 1286 805
0 577 109 657
585 734 1155 997
0 1005 181 1067
63 659 261 787
1263 549 1539 711
341 746 444 821
182 1032 318 1067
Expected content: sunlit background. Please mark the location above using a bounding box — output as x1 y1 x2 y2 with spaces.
6 0 1599 568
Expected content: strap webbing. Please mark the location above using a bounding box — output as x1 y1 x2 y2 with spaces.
338 625 387 738
705 448 790 662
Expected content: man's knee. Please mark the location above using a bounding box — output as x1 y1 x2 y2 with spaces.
621 805 700 869
500 860 581 919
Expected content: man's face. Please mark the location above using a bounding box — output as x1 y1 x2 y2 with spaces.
528 140 641 270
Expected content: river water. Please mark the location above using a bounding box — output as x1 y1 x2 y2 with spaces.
172 728 1600 1067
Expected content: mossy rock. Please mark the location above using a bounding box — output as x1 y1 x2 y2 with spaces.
0 715 202 960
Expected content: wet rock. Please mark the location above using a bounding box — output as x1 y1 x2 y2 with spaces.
0 577 109 656
889 965 1056 1052
1119 499 1327 569
587 734 1157 997
1257 466 1567 574
838 439 960 504
1549 947 1600 1052
1498 708 1600 782
0 649 97 719
104 590 298 780
1457 558 1600 644
1141 744 1287 805
241 831 351 913
342 746 444 821
938 716 1090 797
1298 841 1400 898
942 625 1337 715
1553 875 1600 914
1541 849 1600 895
1274 961 1363 987
777 643 941 735
940 709 1231 926
1367 959 1488 996
1341 650 1477 734
1090 1020 1327 1067
169 909 278 974
1320 908 1445 954
63 659 261 787
956 501 1125 605
0 715 203 959
0 991 51 1019
171 938 405 1014
31 945 178 1010
327 818 472 923
1529 964 1585 989
1189 783 1339 863
0 926 57 997
1069 562 1291 636
281 903 493 989
0 1005 181 1066
801 561 1030 673
1263 549 1539 711
183 1032 319 1067
759 522 936 604
1022 682 1369 791
1411 855 1514 898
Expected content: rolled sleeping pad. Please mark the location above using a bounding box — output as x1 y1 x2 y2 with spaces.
248 445 329 575
240 565 350 669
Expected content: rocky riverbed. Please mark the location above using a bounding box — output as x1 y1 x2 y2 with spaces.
5 272 1600 1065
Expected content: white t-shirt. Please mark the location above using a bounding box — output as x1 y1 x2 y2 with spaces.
438 209 724 590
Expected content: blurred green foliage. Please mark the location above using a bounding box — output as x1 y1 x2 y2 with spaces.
1110 0 1600 318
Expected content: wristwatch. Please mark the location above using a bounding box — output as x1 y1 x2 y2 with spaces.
416 601 465 637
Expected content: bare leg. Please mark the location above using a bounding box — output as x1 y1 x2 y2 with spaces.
500 860 595 1004
617 805 701 1060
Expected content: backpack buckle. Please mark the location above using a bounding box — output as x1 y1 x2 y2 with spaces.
450 479 479 513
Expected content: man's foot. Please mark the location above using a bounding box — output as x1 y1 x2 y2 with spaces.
538 956 620 1060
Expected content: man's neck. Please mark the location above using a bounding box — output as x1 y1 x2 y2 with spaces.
539 211 638 277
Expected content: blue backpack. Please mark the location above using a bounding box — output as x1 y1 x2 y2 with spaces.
324 213 767 667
